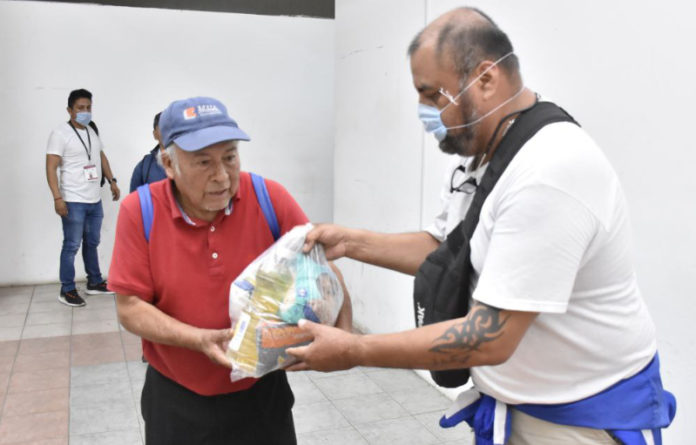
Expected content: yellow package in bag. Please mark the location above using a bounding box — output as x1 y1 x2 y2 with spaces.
226 223 344 381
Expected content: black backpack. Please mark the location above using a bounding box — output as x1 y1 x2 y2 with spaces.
412 101 579 388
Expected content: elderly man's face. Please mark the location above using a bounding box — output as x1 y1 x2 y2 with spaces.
410 45 481 157
164 140 241 222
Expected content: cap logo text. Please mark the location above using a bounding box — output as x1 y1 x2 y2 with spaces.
197 104 222 117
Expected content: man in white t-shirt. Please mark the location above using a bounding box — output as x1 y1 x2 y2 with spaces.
285 7 675 444
46 88 121 307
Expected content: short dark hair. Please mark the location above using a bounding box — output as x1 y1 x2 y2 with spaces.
153 112 162 130
68 89 92 108
408 8 519 81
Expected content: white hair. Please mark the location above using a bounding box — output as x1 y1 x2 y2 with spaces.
163 144 181 175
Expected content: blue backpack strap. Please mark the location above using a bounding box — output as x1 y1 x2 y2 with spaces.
137 184 154 242
249 172 280 241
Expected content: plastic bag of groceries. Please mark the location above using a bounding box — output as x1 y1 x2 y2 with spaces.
226 223 344 381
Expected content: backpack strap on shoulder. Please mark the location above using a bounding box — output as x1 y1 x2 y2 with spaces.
142 154 152 186
137 174 281 243
249 172 280 241
137 184 154 242
449 101 579 248
88 120 99 136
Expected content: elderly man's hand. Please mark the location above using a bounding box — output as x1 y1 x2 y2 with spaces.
197 328 234 368
286 319 360 372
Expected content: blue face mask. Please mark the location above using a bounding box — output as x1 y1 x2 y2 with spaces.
417 52 518 142
75 112 92 126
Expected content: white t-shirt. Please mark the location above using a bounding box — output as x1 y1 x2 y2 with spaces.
46 122 103 203
426 120 656 405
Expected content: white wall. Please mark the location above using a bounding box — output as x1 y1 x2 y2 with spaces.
0 1 334 285
335 0 695 442
334 0 427 333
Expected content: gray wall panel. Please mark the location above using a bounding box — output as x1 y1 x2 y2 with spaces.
22 0 334 18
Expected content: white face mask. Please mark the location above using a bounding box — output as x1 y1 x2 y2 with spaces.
417 52 521 141
75 111 92 126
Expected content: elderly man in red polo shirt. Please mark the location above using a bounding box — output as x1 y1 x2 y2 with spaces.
108 96 352 445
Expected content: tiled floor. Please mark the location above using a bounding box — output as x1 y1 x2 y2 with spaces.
0 284 473 445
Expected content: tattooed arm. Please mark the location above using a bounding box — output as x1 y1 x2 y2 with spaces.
425 302 536 369
286 301 537 372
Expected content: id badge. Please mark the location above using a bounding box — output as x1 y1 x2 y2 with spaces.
83 164 99 181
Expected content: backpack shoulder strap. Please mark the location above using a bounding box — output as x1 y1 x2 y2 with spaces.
88 120 99 136
449 101 578 246
142 154 153 185
137 184 154 242
249 172 280 241
138 174 280 243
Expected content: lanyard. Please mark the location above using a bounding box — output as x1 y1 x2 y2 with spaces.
68 121 92 161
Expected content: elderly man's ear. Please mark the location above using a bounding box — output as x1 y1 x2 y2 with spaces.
161 149 177 180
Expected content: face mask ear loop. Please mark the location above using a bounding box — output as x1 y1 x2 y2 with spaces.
440 51 516 116
446 86 525 131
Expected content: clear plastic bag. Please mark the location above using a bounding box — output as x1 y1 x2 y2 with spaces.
226 223 344 381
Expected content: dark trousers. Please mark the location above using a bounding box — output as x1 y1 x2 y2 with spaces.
141 366 297 445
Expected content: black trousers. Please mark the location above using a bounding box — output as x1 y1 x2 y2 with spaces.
141 366 297 445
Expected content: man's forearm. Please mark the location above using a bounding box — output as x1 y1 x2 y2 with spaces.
100 151 114 182
47 171 61 199
346 230 439 276
46 155 62 199
116 294 204 351
353 303 536 370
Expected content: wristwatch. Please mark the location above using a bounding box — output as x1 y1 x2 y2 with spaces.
109 177 118 184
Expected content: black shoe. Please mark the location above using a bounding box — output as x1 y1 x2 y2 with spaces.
86 281 114 295
59 289 86 307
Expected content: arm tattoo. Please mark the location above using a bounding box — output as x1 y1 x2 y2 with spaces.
429 302 509 366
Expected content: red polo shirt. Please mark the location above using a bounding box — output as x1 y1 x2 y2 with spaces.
108 172 308 395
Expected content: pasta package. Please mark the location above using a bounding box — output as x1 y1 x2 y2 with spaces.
226 223 344 381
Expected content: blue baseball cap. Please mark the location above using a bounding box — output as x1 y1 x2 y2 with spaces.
159 96 250 151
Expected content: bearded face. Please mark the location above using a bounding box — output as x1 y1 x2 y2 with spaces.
438 91 479 157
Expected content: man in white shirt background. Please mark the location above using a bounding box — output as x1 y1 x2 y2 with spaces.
45 88 120 307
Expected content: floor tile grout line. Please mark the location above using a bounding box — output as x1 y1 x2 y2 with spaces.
306 367 450 444
362 369 420 419
0 286 34 422
361 369 455 419
70 427 143 441
119 313 146 445
310 367 400 444
299 394 441 444
67 284 75 442
18 286 34 341
295 371 361 439
328 385 372 443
